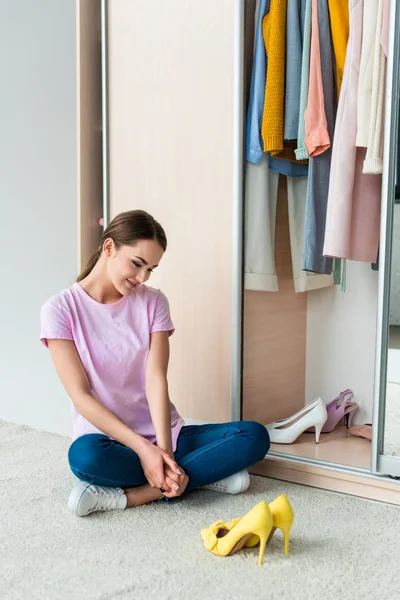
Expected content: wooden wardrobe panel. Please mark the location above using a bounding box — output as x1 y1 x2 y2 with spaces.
243 175 307 425
76 0 103 272
107 0 236 422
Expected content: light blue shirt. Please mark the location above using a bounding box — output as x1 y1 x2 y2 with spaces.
269 156 308 177
285 0 308 141
246 0 269 164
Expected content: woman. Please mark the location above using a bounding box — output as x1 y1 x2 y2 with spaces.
40 210 270 517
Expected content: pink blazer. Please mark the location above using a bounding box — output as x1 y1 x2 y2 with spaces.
323 0 382 263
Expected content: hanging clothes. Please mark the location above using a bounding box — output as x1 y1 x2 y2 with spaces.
272 0 309 176
245 158 280 291
246 0 270 164
244 0 331 292
304 0 330 157
245 162 333 292
269 155 308 177
287 177 333 292
323 0 382 263
302 0 335 275
245 0 276 290
327 0 349 98
356 1 379 148
380 0 390 57
363 0 386 175
370 0 389 271
296 0 311 160
295 0 312 160
246 0 308 175
262 0 309 163
261 0 287 156
284 0 308 141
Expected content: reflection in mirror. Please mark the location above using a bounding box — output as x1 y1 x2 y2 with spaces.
385 197 400 457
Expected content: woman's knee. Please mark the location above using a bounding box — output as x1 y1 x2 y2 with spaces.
240 421 270 462
68 434 109 475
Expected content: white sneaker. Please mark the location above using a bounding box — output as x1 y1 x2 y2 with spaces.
200 469 250 494
68 481 128 517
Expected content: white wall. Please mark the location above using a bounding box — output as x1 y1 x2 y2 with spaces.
306 262 378 425
0 0 77 436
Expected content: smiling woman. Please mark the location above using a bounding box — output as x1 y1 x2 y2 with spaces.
78 236 164 302
76 210 166 292
40 209 270 518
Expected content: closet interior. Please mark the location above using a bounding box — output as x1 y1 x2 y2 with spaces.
77 0 400 504
242 0 377 472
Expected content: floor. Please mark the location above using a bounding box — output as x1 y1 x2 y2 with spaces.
270 427 371 470
269 391 400 467
268 335 400 468
2 419 400 600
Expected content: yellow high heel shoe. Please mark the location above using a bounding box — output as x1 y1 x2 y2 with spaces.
200 500 273 565
225 494 294 555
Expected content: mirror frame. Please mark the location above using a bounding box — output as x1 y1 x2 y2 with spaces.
372 0 400 477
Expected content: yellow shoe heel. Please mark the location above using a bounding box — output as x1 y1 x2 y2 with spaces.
200 500 273 565
224 494 295 555
280 521 292 555
256 530 269 566
269 494 294 555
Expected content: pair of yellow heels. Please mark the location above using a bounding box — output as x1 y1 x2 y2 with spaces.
200 494 294 566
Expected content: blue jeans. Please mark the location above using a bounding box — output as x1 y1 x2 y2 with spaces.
68 421 270 495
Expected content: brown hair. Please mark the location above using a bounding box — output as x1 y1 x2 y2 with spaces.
76 210 167 282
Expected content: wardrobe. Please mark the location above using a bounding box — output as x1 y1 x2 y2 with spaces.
77 0 400 504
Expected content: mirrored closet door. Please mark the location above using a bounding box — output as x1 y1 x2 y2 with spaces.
374 0 400 479
243 0 397 476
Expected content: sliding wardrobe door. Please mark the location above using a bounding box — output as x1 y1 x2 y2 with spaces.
106 0 244 422
373 0 400 478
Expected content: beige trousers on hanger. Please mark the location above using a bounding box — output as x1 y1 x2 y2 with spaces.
244 155 334 292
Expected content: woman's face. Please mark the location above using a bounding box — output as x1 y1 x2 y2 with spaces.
105 239 164 296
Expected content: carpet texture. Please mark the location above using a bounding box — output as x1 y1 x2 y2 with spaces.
1 419 400 600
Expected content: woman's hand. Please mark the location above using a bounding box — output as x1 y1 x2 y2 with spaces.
161 465 189 499
138 442 182 492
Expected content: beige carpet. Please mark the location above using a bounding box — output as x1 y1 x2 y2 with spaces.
1 419 400 600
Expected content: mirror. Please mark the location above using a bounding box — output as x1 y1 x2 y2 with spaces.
384 192 400 457
382 72 400 459
372 1 400 477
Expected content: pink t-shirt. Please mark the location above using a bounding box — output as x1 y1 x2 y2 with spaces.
40 282 185 452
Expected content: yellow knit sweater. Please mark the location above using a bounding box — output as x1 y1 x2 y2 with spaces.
328 0 349 98
261 0 287 156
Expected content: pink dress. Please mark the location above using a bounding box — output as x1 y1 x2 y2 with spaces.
323 0 382 263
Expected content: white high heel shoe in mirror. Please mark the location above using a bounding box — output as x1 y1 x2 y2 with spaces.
266 397 328 444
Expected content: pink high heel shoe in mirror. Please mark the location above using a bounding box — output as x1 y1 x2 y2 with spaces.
307 389 358 434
